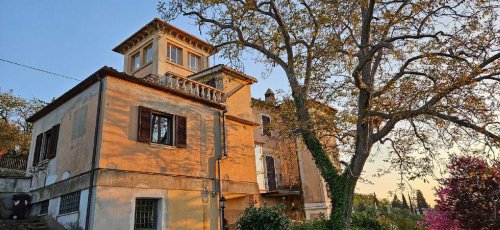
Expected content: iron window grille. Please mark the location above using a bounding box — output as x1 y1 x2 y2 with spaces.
59 191 80 214
39 200 49 215
134 199 158 230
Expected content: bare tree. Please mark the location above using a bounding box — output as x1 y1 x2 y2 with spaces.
159 0 500 228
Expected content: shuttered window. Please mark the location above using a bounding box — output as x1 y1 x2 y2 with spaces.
262 115 271 136
137 106 187 148
33 134 43 166
47 124 60 159
138 106 152 143
32 123 60 166
175 116 187 147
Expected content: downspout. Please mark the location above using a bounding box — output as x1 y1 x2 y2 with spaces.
218 81 250 229
294 138 307 218
218 108 227 230
85 75 103 230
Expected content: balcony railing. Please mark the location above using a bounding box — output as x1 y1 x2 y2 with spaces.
266 173 301 192
144 73 225 104
0 156 27 171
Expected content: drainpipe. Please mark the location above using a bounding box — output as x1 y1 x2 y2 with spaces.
218 108 227 230
85 75 103 230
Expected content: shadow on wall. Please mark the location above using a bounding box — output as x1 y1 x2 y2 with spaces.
100 84 219 178
95 186 214 230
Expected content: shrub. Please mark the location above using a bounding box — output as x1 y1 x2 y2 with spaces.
291 215 329 230
351 211 387 230
236 205 291 230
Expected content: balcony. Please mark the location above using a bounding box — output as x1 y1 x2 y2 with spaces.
263 173 302 197
143 73 226 104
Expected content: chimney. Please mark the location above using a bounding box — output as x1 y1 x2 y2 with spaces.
264 88 275 102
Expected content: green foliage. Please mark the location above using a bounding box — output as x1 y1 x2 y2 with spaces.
0 88 46 157
291 215 330 230
401 194 409 210
236 205 291 230
384 208 424 230
415 190 428 211
391 194 402 209
350 212 387 230
353 193 378 216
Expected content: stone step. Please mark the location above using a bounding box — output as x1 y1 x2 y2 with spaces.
0 218 49 230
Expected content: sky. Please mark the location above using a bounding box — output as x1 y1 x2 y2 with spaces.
0 1 437 205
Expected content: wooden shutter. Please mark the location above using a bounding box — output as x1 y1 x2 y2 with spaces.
47 124 60 159
175 115 187 147
138 106 152 143
33 134 43 166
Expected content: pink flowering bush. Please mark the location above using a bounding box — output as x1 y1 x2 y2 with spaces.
420 156 499 230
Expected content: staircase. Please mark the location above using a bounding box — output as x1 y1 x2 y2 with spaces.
0 218 49 230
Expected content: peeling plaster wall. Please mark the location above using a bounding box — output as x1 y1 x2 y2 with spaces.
28 82 100 190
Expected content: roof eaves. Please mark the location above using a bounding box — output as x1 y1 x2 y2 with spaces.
27 66 226 122
113 18 217 55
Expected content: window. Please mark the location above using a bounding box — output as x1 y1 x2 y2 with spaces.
167 44 182 65
151 113 173 145
137 106 187 147
33 124 60 166
59 191 80 214
132 53 141 71
134 199 158 230
39 200 49 215
262 115 271 136
41 130 52 160
188 53 200 71
144 45 153 64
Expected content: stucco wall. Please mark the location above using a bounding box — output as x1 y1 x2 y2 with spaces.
28 82 100 190
224 75 253 122
221 119 258 191
157 34 210 77
93 186 218 230
99 77 221 179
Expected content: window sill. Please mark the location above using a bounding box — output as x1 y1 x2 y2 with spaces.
131 61 152 74
58 211 78 217
36 159 49 167
149 143 176 149
166 60 197 73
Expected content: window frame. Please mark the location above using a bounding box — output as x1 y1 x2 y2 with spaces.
40 130 52 161
167 44 183 65
59 191 80 215
150 112 174 146
187 53 201 71
134 198 159 230
261 115 271 136
39 200 49 216
143 44 153 65
131 52 141 71
137 106 187 148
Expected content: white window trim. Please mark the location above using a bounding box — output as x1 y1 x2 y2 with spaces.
188 53 200 71
167 44 183 65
